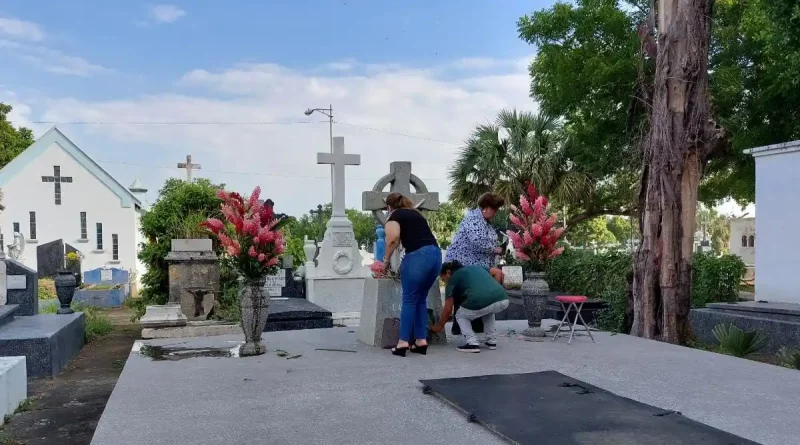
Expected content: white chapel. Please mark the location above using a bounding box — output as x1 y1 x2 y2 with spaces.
0 127 148 284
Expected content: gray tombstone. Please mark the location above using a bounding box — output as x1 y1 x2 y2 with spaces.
5 259 38 316
362 161 440 226
37 239 65 278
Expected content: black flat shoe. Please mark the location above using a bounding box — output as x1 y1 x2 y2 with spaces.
391 346 409 357
410 344 428 355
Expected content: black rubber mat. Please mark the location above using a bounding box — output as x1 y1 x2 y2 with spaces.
420 371 760 445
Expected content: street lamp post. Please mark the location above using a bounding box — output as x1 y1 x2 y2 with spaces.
304 104 333 151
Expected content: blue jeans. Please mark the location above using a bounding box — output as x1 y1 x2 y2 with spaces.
399 244 442 342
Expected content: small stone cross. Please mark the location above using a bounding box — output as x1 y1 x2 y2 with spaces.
177 155 201 182
317 137 360 218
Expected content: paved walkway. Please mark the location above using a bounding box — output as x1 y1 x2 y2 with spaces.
91 321 800 445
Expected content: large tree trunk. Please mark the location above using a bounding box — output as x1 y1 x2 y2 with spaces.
632 0 726 344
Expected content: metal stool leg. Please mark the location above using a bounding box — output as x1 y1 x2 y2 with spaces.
575 309 596 343
551 301 570 341
567 302 584 344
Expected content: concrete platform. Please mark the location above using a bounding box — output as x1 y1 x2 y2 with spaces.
91 320 800 445
0 313 85 379
691 301 800 353
0 356 26 425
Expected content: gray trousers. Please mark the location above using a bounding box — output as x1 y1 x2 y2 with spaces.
455 300 509 346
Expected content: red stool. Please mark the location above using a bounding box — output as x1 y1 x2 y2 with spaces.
552 296 595 344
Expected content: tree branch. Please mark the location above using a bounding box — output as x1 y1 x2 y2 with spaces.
566 207 633 231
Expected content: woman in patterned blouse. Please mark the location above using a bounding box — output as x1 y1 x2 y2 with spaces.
444 193 506 268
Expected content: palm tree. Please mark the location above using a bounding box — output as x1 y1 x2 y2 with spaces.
449 109 594 219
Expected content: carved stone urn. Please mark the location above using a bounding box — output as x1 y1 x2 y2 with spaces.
238 276 269 357
521 271 549 337
55 269 77 314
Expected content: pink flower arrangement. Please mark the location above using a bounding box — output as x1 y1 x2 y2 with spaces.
370 261 385 278
506 182 565 271
202 186 285 280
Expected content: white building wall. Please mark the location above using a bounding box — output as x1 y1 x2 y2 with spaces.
729 218 755 265
749 141 800 304
0 141 139 274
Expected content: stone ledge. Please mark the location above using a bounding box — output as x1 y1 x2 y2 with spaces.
0 356 26 425
142 322 240 339
690 307 800 353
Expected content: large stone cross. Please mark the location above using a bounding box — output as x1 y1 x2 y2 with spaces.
317 137 360 218
362 161 440 225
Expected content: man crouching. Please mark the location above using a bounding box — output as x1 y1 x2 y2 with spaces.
430 261 509 353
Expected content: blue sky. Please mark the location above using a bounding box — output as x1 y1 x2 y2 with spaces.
1 1 547 216
0 1 751 217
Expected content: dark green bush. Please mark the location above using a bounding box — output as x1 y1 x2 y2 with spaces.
546 249 632 332
692 253 746 307
545 249 747 333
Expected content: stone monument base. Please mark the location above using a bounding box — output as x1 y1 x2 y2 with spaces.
358 277 446 348
690 301 800 353
306 276 366 314
0 311 85 379
140 304 188 328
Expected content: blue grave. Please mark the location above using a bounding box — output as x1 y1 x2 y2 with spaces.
73 267 130 308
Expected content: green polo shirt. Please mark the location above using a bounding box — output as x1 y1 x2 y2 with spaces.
444 265 508 310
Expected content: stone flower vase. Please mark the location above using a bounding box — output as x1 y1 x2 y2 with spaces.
55 269 77 314
238 276 270 357
521 271 549 337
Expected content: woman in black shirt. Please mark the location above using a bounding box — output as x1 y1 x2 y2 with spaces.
383 192 441 356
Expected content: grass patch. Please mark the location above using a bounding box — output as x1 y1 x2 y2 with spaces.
13 399 34 415
37 278 56 300
41 302 114 343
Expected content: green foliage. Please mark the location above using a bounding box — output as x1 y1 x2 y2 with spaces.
426 201 465 248
0 103 35 170
545 249 632 332
546 249 747 332
285 203 376 249
777 347 800 370
137 178 225 316
712 323 767 358
40 302 113 343
517 0 800 207
212 272 241 323
697 206 732 255
566 217 617 247
606 216 634 245
449 110 597 225
174 212 211 239
692 253 746 307
281 226 306 266
38 278 56 300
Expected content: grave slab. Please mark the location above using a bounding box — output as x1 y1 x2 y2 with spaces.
0 356 26 425
0 312 85 379
91 321 800 445
265 298 333 332
421 371 758 444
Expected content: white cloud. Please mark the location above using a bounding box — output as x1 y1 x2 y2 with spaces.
0 15 110 77
149 4 187 24
0 16 45 41
0 39 110 77
38 56 536 216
